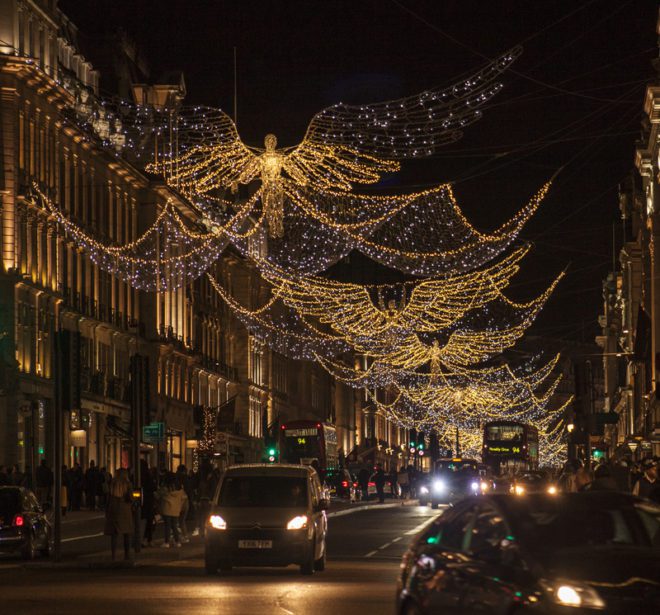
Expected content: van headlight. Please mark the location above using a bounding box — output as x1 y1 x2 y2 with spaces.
208 515 227 530
287 515 308 530
432 480 446 493
541 580 605 609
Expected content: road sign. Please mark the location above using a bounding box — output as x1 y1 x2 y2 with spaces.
142 422 164 443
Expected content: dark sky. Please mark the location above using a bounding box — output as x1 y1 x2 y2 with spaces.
61 0 659 344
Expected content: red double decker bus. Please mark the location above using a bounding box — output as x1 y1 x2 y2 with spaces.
280 420 339 474
482 421 539 474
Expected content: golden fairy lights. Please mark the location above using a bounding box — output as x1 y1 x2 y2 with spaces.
141 48 520 238
34 39 569 464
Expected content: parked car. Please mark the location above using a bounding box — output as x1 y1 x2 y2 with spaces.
397 492 660 614
0 486 52 560
204 464 329 575
324 468 358 502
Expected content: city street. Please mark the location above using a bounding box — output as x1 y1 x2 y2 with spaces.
0 504 441 615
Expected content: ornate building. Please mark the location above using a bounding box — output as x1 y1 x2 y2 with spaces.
0 0 411 480
598 11 660 459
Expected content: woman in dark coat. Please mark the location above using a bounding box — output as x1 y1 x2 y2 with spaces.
104 468 134 561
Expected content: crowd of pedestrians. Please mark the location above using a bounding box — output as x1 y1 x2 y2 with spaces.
558 456 659 501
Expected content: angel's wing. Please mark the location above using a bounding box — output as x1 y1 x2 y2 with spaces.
301 47 522 159
266 272 391 337
145 106 257 197
403 245 529 331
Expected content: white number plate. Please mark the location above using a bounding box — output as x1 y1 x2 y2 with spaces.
238 540 272 549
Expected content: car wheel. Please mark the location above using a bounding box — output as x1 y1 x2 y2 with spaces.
21 533 36 560
204 552 219 575
314 545 326 571
300 538 315 575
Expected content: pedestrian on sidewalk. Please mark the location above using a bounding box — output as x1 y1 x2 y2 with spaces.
140 460 156 548
60 465 69 517
35 459 54 506
357 467 370 501
158 473 186 548
85 461 100 511
104 469 134 562
373 465 386 503
176 465 193 543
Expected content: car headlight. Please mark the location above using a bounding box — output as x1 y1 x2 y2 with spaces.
208 514 227 530
286 515 308 530
513 484 525 496
547 485 558 495
471 481 479 492
480 481 488 492
419 486 429 495
542 580 605 609
432 480 446 492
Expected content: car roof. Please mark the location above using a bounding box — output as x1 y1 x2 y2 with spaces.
223 463 315 478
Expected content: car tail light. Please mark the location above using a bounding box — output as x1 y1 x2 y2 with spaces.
341 481 348 487
353 482 358 487
368 482 375 487
13 514 25 527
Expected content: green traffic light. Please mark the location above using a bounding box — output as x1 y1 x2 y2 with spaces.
268 448 276 456
418 443 424 450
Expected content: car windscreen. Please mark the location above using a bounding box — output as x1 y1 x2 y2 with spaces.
218 476 308 508
510 495 660 551
0 490 21 524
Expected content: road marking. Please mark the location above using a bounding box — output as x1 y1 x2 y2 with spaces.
365 550 379 558
61 532 104 543
405 511 444 536
378 542 391 550
327 502 400 518
392 537 402 543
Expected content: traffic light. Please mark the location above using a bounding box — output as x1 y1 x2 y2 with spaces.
265 445 278 463
409 428 418 450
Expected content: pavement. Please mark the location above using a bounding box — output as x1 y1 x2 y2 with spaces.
0 500 444 614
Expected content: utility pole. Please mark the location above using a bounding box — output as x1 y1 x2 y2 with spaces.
585 360 594 469
130 354 146 554
52 330 64 562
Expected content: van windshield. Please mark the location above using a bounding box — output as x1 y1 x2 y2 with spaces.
218 476 308 508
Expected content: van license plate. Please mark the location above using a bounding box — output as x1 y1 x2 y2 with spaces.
238 540 272 549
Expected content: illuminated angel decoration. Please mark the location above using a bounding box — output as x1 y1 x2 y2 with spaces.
144 48 522 237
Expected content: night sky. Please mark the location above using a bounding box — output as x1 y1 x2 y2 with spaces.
61 0 659 344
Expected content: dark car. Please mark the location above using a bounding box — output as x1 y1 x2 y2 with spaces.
324 469 357 502
0 486 52 560
397 492 660 614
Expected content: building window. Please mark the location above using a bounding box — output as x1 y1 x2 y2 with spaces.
249 396 263 438
249 337 264 386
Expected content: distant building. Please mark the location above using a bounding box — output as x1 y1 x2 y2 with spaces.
598 11 660 459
